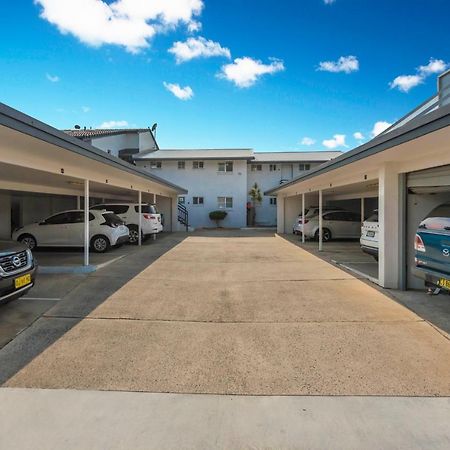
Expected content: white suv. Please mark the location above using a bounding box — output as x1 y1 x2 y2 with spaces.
360 210 379 260
13 210 129 253
91 203 163 244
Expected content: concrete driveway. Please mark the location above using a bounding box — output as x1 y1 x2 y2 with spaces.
1 230 450 395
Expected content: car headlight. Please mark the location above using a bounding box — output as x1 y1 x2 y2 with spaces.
26 248 34 263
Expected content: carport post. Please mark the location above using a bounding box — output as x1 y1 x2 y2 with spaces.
138 191 142 246
84 179 89 266
361 197 365 223
301 193 305 244
152 193 157 240
318 189 323 251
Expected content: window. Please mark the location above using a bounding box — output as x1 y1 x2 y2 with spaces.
269 164 277 172
178 196 186 205
193 161 204 169
134 204 158 214
251 164 262 172
177 161 185 170
150 161 162 169
102 205 129 214
66 212 85 223
269 197 277 206
45 212 70 224
218 161 233 172
420 204 450 231
218 196 233 209
193 196 204 205
299 163 311 171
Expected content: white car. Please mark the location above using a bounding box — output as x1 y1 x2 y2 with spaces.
293 207 345 235
13 210 129 253
296 210 361 241
91 203 163 244
360 210 379 260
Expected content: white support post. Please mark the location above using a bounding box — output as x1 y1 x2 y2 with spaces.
318 189 323 251
276 195 285 234
76 196 81 210
361 197 365 224
152 193 157 240
84 180 89 266
301 193 305 244
138 191 142 246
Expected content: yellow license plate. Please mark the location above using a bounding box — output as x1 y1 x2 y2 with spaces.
14 274 31 289
438 278 450 290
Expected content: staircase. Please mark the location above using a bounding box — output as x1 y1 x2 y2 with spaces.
177 203 189 231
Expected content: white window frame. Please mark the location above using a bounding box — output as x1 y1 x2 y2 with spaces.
193 161 204 169
192 196 204 206
299 163 311 171
218 161 233 173
217 196 233 209
150 161 162 169
269 164 277 171
178 161 185 170
251 164 262 172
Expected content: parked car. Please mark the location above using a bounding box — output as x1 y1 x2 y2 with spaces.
360 210 379 260
12 210 129 253
413 203 450 294
293 206 345 235
91 203 163 244
297 210 361 241
0 240 37 304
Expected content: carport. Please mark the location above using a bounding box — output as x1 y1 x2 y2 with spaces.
267 94 450 290
0 103 187 270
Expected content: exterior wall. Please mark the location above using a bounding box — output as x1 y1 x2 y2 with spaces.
156 195 173 232
90 134 139 157
0 192 11 239
139 160 248 229
139 132 157 152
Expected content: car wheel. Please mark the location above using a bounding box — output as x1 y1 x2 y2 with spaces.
128 225 143 245
18 234 37 250
315 228 332 242
91 235 110 253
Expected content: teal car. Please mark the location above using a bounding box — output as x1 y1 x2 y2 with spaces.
413 203 450 293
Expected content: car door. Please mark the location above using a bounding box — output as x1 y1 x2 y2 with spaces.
346 212 362 237
64 211 86 246
36 212 70 245
323 212 344 238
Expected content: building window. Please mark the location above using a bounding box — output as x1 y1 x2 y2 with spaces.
269 164 277 171
218 161 233 173
269 197 277 206
178 196 185 204
251 164 262 172
178 161 185 170
218 196 233 209
193 161 204 169
150 161 162 169
299 163 311 171
193 196 204 205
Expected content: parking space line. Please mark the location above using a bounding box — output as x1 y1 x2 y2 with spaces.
20 297 61 301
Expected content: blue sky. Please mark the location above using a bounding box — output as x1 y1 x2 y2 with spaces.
0 0 448 151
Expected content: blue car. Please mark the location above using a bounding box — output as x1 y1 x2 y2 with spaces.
413 203 450 293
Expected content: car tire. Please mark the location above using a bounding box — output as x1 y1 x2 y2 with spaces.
315 228 332 242
18 234 37 250
91 235 110 253
128 225 143 245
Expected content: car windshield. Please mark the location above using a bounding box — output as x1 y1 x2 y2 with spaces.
419 204 450 231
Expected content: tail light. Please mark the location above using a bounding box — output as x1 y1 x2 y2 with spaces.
143 214 157 220
414 234 425 252
299 219 309 224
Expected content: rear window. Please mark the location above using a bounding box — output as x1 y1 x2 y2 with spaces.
92 204 129 214
134 204 158 214
419 204 450 231
366 211 378 222
102 213 124 226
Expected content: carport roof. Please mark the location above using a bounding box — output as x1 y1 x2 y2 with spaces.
0 103 187 194
265 102 450 195
134 148 254 160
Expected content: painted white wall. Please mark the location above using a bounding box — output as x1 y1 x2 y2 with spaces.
139 132 157 152
90 134 139 157
156 195 172 232
137 159 248 228
0 192 11 239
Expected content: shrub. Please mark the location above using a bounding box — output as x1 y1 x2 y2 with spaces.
209 210 228 227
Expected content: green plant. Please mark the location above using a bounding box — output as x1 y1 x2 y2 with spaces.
248 182 262 226
209 210 228 227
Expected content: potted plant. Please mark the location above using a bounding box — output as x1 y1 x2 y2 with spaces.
248 182 262 226
209 210 228 227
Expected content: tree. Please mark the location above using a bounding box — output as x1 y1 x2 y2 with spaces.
248 182 262 226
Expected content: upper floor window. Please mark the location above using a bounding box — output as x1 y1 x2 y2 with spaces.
251 164 262 172
218 161 233 173
269 164 277 171
178 161 185 170
150 161 162 169
193 196 204 205
269 197 277 206
218 196 233 209
193 161 204 169
299 163 311 171
178 196 185 204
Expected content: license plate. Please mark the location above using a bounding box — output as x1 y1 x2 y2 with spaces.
15 274 31 289
366 231 375 237
438 278 450 290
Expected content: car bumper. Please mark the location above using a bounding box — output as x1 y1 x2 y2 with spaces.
412 266 450 292
115 235 130 245
361 245 378 257
0 264 37 304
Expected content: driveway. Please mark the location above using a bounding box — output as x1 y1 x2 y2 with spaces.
1 230 450 395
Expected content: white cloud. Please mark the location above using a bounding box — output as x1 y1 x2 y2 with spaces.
187 20 201 33
353 131 364 140
389 74 423 93
219 57 285 88
324 0 336 4
35 0 204 53
98 120 129 129
82 106 91 113
322 134 346 149
371 121 392 137
46 73 60 82
169 36 230 63
418 58 448 76
163 82 194 100
317 55 359 74
300 137 316 146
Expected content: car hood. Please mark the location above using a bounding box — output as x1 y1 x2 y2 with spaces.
0 240 28 257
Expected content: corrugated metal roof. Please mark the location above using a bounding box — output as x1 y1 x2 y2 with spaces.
64 128 150 139
252 151 342 162
134 149 254 160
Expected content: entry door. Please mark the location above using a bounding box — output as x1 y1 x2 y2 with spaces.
281 164 293 182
